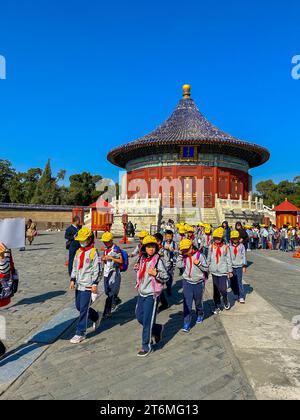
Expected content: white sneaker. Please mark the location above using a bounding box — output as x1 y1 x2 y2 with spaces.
70 335 86 344
239 298 245 304
93 312 102 331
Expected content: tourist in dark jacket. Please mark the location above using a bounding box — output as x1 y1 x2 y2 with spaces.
222 221 231 244
65 216 81 276
235 222 249 250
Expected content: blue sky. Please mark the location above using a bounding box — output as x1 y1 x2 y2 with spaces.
0 0 300 189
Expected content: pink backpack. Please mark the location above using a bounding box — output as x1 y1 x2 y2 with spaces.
136 254 164 298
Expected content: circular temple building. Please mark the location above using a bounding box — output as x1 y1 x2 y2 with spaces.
108 85 270 209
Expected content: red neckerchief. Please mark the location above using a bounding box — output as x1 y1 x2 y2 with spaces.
206 235 211 246
233 243 239 257
78 244 94 269
138 256 152 284
214 243 223 264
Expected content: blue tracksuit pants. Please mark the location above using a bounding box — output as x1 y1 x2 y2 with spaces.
182 280 204 325
75 290 99 336
136 295 162 352
212 275 228 306
230 267 245 299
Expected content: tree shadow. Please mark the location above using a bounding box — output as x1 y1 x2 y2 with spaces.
62 294 139 341
10 291 67 307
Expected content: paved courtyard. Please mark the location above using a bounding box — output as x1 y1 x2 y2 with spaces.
0 233 300 400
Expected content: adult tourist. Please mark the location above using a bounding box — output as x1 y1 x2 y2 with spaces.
260 225 269 249
65 216 81 276
252 224 260 249
26 219 37 246
222 221 231 244
235 222 249 251
126 221 135 238
271 224 280 250
280 225 289 252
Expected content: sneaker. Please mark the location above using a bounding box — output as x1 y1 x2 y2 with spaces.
137 348 153 357
239 298 245 304
213 307 221 315
102 313 112 320
182 324 191 333
196 315 204 324
153 326 164 345
93 312 102 331
224 301 231 310
70 335 86 344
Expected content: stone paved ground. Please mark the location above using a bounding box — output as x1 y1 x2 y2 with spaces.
1 233 300 400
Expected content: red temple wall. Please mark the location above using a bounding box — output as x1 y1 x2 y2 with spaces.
126 165 250 208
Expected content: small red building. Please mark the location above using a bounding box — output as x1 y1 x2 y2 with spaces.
272 199 300 227
89 199 113 233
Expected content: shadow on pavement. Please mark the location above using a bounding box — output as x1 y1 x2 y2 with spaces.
10 291 66 307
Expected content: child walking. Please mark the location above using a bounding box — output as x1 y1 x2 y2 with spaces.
135 235 169 357
207 228 233 314
101 232 123 318
228 230 247 304
70 228 101 344
177 239 208 333
129 231 149 259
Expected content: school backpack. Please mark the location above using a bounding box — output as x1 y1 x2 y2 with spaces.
0 252 19 301
113 246 129 273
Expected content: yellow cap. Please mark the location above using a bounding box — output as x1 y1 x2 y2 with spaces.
142 235 158 246
213 227 224 239
179 239 193 251
75 227 93 242
230 230 240 239
205 227 212 235
137 230 149 239
185 225 194 233
101 232 114 242
179 227 186 234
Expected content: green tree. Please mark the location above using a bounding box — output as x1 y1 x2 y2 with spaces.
21 168 43 203
8 174 25 203
31 160 60 205
68 172 102 206
0 160 16 202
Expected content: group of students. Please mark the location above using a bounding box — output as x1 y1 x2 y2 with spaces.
244 223 300 252
68 221 248 358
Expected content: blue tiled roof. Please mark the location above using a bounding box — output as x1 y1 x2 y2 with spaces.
107 90 270 169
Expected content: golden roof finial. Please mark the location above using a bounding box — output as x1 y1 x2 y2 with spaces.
182 84 191 98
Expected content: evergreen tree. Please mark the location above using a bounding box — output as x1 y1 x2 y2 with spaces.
31 160 59 204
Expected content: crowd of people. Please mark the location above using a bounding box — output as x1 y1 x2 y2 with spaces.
64 220 254 357
1 216 299 360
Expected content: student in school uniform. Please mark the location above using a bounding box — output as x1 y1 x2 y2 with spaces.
228 230 247 304
69 228 101 344
129 231 149 259
135 235 169 357
207 228 233 314
177 239 208 333
101 232 124 319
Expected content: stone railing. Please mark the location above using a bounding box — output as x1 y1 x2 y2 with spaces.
111 197 161 216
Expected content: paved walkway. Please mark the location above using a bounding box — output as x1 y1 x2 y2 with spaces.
0 234 300 400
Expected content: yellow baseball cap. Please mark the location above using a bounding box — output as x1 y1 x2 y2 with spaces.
230 230 240 239
137 230 149 239
142 235 158 246
75 227 93 242
101 232 114 242
179 239 193 251
213 227 224 239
